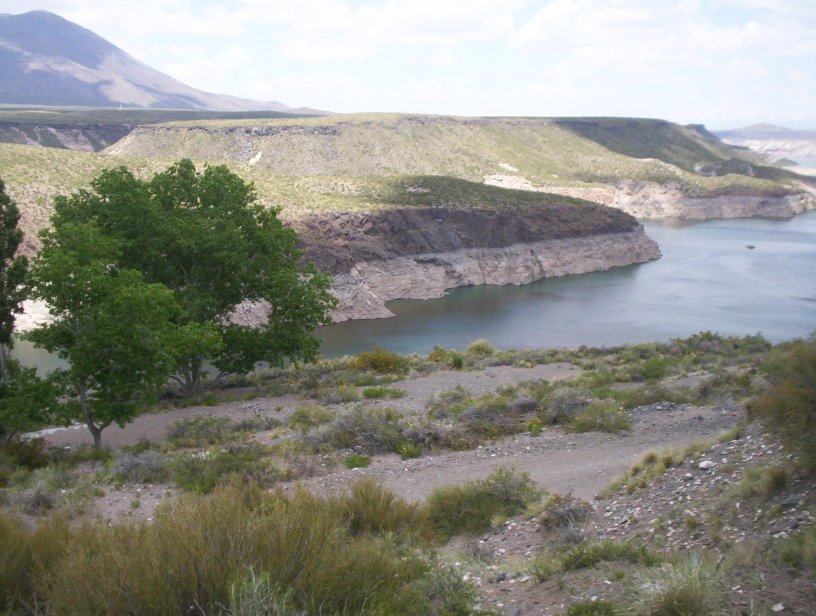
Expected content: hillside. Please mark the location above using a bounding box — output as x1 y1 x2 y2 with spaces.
0 11 318 112
108 114 804 194
3 335 814 614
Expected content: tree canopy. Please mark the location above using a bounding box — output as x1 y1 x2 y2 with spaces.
26 222 181 447
0 178 27 364
48 159 335 396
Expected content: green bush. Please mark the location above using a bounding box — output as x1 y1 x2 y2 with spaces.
339 478 426 537
363 386 407 399
396 440 423 459
530 539 661 581
0 513 71 611
320 406 404 453
734 465 788 500
633 555 723 616
539 493 593 530
289 405 334 430
750 339 816 469
167 415 233 448
172 443 277 493
566 600 617 615
344 453 371 469
352 346 409 374
3 436 50 469
568 401 631 433
31 482 442 615
318 384 360 404
113 449 169 484
466 339 495 358
426 468 540 540
777 527 816 573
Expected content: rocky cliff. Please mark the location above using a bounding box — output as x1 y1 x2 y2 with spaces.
485 176 816 220
293 205 660 321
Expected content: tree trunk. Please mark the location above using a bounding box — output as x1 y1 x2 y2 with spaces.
78 381 103 449
182 357 204 399
0 343 6 387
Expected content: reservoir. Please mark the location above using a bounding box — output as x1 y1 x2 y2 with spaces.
316 212 816 356
12 211 816 368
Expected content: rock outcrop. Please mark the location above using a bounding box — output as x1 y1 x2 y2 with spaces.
290 205 660 322
485 176 816 220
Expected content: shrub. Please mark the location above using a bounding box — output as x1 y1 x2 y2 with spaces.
565 600 618 616
539 493 593 530
289 405 334 430
320 406 404 453
167 415 233 448
344 453 371 469
633 555 723 616
531 539 660 581
426 468 540 540
172 443 277 493
548 388 591 423
318 384 360 404
363 386 407 399
232 413 282 433
352 346 409 374
568 401 631 433
466 339 495 358
0 513 71 611
428 346 464 370
396 441 423 459
777 527 816 572
527 417 543 436
37 482 440 615
734 465 789 500
224 569 300 616
750 340 816 469
113 450 169 484
3 436 49 469
339 478 426 536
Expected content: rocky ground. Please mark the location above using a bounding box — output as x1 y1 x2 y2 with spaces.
442 422 816 615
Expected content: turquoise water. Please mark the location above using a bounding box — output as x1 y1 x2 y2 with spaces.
12 212 816 367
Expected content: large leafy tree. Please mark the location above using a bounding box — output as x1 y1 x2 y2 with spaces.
26 223 181 448
53 160 335 396
0 178 56 446
0 178 27 383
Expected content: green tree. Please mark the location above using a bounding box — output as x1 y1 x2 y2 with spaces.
26 223 180 448
52 160 335 396
0 178 28 384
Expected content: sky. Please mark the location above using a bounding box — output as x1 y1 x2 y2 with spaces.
5 0 816 128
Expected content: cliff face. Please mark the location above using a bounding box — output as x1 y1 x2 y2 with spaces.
290 206 660 322
485 176 816 220
0 122 132 152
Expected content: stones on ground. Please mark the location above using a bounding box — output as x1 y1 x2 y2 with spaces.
698 460 716 470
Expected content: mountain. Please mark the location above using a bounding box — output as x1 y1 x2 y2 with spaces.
715 124 816 140
0 10 320 113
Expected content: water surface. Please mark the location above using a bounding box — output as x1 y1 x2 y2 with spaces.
316 212 816 356
12 212 816 368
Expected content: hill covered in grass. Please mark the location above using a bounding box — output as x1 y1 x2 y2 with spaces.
109 114 802 197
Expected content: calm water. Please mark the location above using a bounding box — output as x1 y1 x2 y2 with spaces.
316 212 816 356
12 212 816 368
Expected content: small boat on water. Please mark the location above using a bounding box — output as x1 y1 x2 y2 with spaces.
746 244 756 249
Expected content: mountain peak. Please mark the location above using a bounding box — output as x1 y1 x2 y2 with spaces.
0 10 311 112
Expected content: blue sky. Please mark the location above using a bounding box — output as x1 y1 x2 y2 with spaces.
6 0 816 128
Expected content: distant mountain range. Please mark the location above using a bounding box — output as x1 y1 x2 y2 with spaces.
0 10 322 113
715 124 816 141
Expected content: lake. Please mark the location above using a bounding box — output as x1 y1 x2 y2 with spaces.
12 211 816 368
316 212 816 356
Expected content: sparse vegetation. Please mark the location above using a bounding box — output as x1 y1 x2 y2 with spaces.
632 555 724 616
568 400 631 433
426 468 540 540
352 346 409 374
0 480 480 615
750 338 816 470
